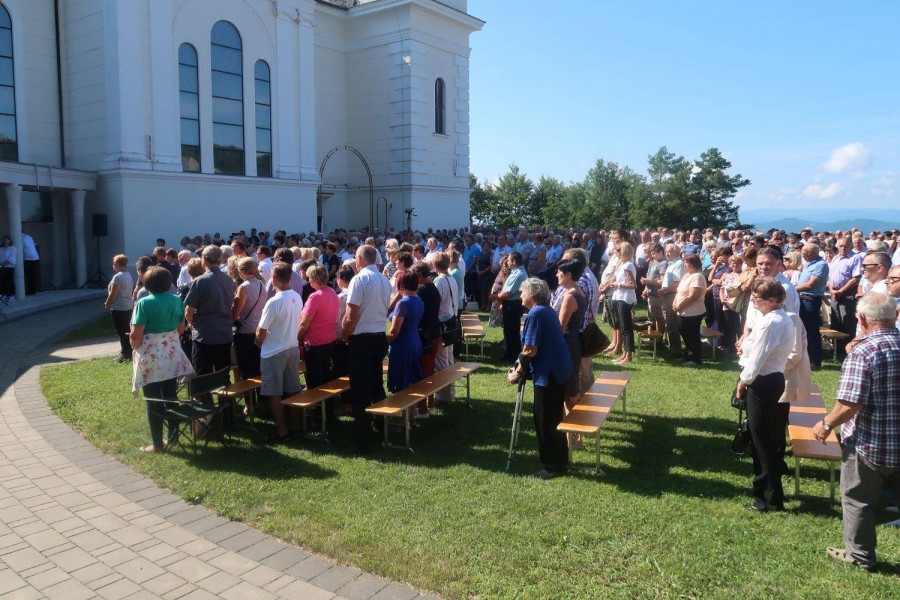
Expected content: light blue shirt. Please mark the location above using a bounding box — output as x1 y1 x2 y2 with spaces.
501 266 528 301
546 244 563 264
661 259 685 290
796 257 828 296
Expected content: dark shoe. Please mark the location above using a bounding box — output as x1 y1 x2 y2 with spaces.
746 501 784 513
743 488 756 497
265 433 291 445
534 469 562 480
341 443 373 456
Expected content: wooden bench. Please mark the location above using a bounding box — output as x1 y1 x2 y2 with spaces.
820 328 850 362
460 313 486 358
637 330 664 361
281 376 351 441
788 385 842 503
556 371 632 473
213 376 262 433
366 362 481 452
700 326 724 360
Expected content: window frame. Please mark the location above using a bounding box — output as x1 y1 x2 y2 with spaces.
210 21 245 176
177 42 200 172
0 2 18 162
254 59 272 178
434 77 446 135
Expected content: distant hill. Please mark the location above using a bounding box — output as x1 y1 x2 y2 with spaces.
740 209 900 233
753 217 899 233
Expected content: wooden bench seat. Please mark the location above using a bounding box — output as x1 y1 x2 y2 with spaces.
366 362 481 451
788 385 841 502
212 377 263 433
637 330 664 361
281 376 351 441
460 313 486 358
820 328 850 362
700 326 724 360
557 371 632 473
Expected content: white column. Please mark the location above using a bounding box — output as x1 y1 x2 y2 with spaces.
297 10 319 181
149 0 181 171
71 190 87 288
51 193 66 287
4 184 25 301
274 4 299 179
102 0 148 169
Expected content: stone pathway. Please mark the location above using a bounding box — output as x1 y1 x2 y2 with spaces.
0 301 435 600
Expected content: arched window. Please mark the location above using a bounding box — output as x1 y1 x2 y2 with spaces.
211 21 244 175
434 78 445 135
254 60 271 177
178 43 200 172
0 3 18 161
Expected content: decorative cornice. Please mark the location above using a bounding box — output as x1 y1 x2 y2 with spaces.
272 2 299 21
297 9 320 27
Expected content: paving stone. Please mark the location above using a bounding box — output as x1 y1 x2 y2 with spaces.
310 565 363 593
367 583 420 600
239 564 283 587
285 555 334 582
220 580 281 600
238 538 285 562
95 577 143 600
48 546 96 572
195 571 242 594
4 547 49 572
218 528 268 552
0 569 28 595
336 573 391 600
69 561 115 585
276 578 336 600
165 556 219 584
41 578 95 600
141 571 188 596
115 556 167 584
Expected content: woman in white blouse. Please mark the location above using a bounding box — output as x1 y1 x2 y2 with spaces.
0 235 16 302
736 278 796 512
606 242 638 364
432 252 458 404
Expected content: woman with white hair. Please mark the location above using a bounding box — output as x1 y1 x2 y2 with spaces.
509 277 573 479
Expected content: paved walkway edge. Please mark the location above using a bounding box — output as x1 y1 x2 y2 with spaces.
0 300 438 600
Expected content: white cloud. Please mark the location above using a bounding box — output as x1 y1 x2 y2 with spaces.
879 171 897 186
872 188 883 196
802 182 843 200
822 142 871 174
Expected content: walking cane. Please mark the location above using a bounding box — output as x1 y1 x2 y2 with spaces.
505 377 527 472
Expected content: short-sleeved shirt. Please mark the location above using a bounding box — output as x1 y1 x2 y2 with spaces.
546 244 563 264
797 257 829 296
258 289 303 359
109 271 134 311
492 245 512 269
434 274 458 321
675 272 707 317
610 262 637 304
501 266 527 301
449 268 465 310
515 241 535 264
646 259 668 291
828 252 862 289
836 327 900 467
521 303 573 387
184 268 236 344
661 259 685 291
301 287 339 347
132 293 184 334
346 264 392 335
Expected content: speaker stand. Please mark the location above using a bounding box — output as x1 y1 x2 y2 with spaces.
81 235 110 289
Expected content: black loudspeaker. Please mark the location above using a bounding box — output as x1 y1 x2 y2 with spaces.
92 213 108 237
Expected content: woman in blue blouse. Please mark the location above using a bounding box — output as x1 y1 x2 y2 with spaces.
511 277 573 479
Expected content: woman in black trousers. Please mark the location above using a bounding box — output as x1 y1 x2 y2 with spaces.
737 279 794 512
672 255 707 365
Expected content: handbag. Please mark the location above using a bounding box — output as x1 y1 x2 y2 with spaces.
580 321 611 357
731 411 751 455
438 278 463 347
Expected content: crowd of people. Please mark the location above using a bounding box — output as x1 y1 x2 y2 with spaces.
107 222 900 572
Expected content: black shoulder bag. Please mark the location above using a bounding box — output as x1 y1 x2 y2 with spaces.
438 277 463 347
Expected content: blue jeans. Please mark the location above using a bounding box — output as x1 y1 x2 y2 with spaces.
799 296 822 366
143 378 178 448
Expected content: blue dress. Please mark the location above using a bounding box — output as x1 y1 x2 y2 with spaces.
388 295 425 392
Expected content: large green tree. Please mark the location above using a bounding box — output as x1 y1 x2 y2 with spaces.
689 147 750 230
492 164 539 229
469 173 498 227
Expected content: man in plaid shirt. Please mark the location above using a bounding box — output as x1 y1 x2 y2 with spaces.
813 293 900 572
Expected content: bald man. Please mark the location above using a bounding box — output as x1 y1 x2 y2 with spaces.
795 243 830 367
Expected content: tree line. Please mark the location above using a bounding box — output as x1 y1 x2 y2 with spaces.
470 146 752 232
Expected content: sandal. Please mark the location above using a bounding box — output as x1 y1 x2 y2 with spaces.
139 445 159 453
826 547 876 572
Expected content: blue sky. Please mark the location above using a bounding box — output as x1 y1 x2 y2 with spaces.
466 0 900 215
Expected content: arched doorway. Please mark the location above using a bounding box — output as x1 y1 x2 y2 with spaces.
317 146 375 232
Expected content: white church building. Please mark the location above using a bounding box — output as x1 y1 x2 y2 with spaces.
0 0 482 298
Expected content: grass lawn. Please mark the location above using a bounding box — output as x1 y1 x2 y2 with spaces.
41 314 899 599
57 314 115 343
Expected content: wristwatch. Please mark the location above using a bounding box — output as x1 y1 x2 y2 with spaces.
821 420 832 433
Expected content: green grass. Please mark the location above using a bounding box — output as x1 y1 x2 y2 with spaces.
57 314 115 343
40 315 899 599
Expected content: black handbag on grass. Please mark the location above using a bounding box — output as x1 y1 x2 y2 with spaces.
580 321 611 357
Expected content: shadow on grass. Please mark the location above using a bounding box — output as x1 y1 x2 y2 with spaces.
171 439 340 481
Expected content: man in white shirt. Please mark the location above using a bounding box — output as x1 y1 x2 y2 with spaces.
256 263 304 444
22 231 39 295
742 247 800 339
657 243 685 356
340 245 392 454
492 234 512 272
257 246 273 283
176 250 192 288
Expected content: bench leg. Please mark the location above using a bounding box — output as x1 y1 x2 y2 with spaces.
595 435 604 475
833 341 839 362
383 415 390 448
711 341 716 360
321 400 329 442
621 389 627 419
652 338 657 361
405 408 413 453
829 461 836 504
465 339 470 360
794 456 800 497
